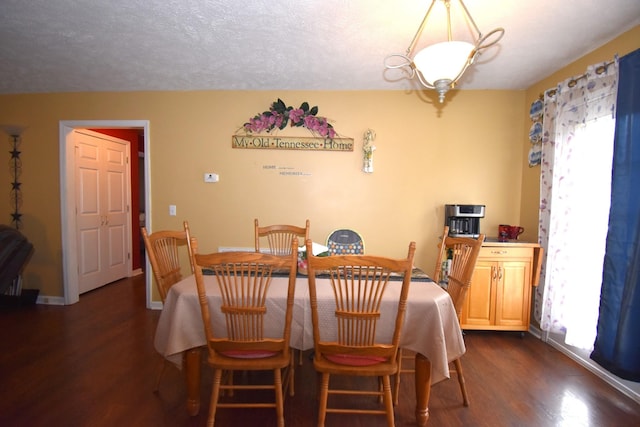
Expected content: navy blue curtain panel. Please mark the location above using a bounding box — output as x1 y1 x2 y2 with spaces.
591 48 640 382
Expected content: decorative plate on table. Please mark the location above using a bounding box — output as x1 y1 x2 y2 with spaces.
529 99 543 121
529 122 542 143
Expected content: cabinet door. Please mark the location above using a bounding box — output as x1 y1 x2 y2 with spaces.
495 260 531 328
461 260 495 327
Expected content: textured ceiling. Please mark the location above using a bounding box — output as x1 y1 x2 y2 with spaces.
0 0 639 94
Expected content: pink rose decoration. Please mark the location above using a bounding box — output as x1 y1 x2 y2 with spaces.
242 98 337 140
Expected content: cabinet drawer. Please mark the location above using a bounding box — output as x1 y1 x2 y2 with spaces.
479 246 532 260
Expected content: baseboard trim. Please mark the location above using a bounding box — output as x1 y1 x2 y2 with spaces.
149 300 163 310
36 295 66 305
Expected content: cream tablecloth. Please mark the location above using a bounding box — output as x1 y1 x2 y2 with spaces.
154 274 465 384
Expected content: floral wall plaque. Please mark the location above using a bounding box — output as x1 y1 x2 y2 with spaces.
231 135 353 151
233 98 353 151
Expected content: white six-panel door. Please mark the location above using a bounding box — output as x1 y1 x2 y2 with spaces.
73 129 130 294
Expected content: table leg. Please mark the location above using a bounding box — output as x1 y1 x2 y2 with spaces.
414 353 431 426
184 347 202 416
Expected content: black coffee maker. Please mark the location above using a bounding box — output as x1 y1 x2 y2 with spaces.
445 204 485 238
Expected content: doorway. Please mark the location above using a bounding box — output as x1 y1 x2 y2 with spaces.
74 129 130 293
59 120 151 305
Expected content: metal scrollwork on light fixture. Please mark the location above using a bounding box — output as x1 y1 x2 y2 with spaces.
384 0 505 103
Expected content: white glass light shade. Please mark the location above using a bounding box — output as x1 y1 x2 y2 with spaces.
412 40 475 85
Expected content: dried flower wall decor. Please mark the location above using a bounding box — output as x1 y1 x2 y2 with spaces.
233 99 353 152
241 98 337 139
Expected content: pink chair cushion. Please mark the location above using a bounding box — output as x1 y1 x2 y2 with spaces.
324 353 387 366
220 350 278 359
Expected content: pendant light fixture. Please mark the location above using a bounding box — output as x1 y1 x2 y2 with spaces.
385 0 505 103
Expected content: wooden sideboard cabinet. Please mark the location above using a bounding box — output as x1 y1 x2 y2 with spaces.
460 241 543 332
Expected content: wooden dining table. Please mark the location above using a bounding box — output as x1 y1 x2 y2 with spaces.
154 270 465 426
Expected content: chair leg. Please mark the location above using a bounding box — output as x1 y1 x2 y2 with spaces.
393 348 415 406
392 374 399 406
382 375 396 427
220 370 234 397
283 356 295 397
274 368 285 427
208 369 223 427
453 358 469 406
317 372 330 427
289 355 295 396
393 349 402 405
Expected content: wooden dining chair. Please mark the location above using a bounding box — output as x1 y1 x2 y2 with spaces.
432 225 451 285
394 227 484 407
435 231 485 406
141 220 193 392
255 218 310 256
306 238 416 427
255 218 309 365
142 222 194 299
191 237 298 427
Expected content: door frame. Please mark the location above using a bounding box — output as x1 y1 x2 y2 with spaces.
59 120 151 305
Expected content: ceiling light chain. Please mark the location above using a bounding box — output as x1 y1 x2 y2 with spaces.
385 0 505 103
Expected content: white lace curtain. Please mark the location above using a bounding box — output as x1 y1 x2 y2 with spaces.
534 59 619 350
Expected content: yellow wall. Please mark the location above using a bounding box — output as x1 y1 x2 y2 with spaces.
1 25 637 301
1 89 524 298
519 26 640 240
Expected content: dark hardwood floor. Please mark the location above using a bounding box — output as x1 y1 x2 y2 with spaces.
1 275 639 427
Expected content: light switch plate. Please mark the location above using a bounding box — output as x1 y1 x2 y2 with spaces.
169 205 176 216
